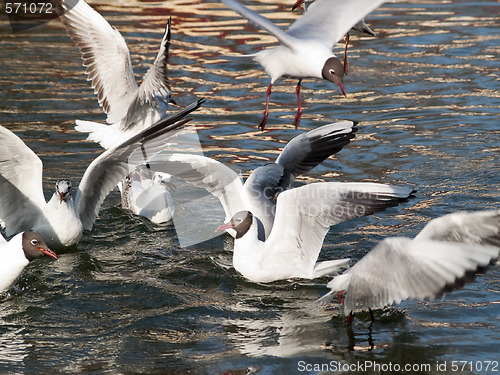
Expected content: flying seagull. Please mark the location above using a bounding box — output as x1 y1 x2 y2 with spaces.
221 0 386 129
319 209 500 324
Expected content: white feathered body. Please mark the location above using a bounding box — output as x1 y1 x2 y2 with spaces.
0 233 28 292
254 40 332 82
33 194 83 249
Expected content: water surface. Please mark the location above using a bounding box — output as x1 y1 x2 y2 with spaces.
0 0 499 373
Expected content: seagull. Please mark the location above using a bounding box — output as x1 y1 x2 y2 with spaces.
0 99 204 249
0 231 57 293
318 209 500 323
121 167 176 224
291 0 376 75
146 121 414 282
216 183 413 283
220 0 387 130
55 0 174 149
56 0 184 224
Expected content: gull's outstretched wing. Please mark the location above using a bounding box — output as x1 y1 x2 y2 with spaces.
74 99 205 230
415 209 500 247
57 0 138 123
264 182 413 278
121 18 173 131
323 237 500 315
0 126 46 236
221 0 299 49
275 121 357 189
286 0 386 50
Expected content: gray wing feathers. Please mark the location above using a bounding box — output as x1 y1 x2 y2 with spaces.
275 121 357 189
338 238 500 314
287 0 386 49
415 209 500 247
0 126 46 236
221 0 298 48
122 18 173 131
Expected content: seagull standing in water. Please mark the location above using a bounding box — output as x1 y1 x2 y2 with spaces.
0 100 204 249
0 231 57 293
319 209 500 323
146 121 414 282
221 0 386 129
216 183 412 283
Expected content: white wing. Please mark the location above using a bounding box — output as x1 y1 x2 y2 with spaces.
265 182 413 277
287 0 387 49
148 153 247 221
327 237 500 314
120 18 173 131
58 0 138 124
0 126 46 236
74 99 205 230
220 0 299 48
243 121 357 237
415 209 500 247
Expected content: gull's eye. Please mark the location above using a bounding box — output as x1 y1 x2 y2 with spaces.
329 69 335 75
31 239 38 246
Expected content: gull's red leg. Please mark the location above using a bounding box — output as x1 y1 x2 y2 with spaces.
293 79 303 129
336 290 354 324
343 32 350 75
258 83 273 131
337 290 345 304
345 312 355 325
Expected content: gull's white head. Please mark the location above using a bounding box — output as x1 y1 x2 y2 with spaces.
56 179 73 204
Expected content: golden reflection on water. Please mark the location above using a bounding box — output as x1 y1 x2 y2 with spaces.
0 1 499 369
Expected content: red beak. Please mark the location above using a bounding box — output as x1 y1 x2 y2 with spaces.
58 192 65 204
215 223 234 232
336 81 347 97
38 246 58 260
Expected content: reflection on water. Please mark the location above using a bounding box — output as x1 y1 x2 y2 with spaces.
0 0 499 373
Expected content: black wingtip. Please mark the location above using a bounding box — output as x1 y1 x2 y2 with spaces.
117 97 205 149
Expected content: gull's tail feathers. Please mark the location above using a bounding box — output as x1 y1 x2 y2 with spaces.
313 258 350 278
75 120 122 149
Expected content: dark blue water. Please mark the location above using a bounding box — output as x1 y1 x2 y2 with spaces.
0 0 499 373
